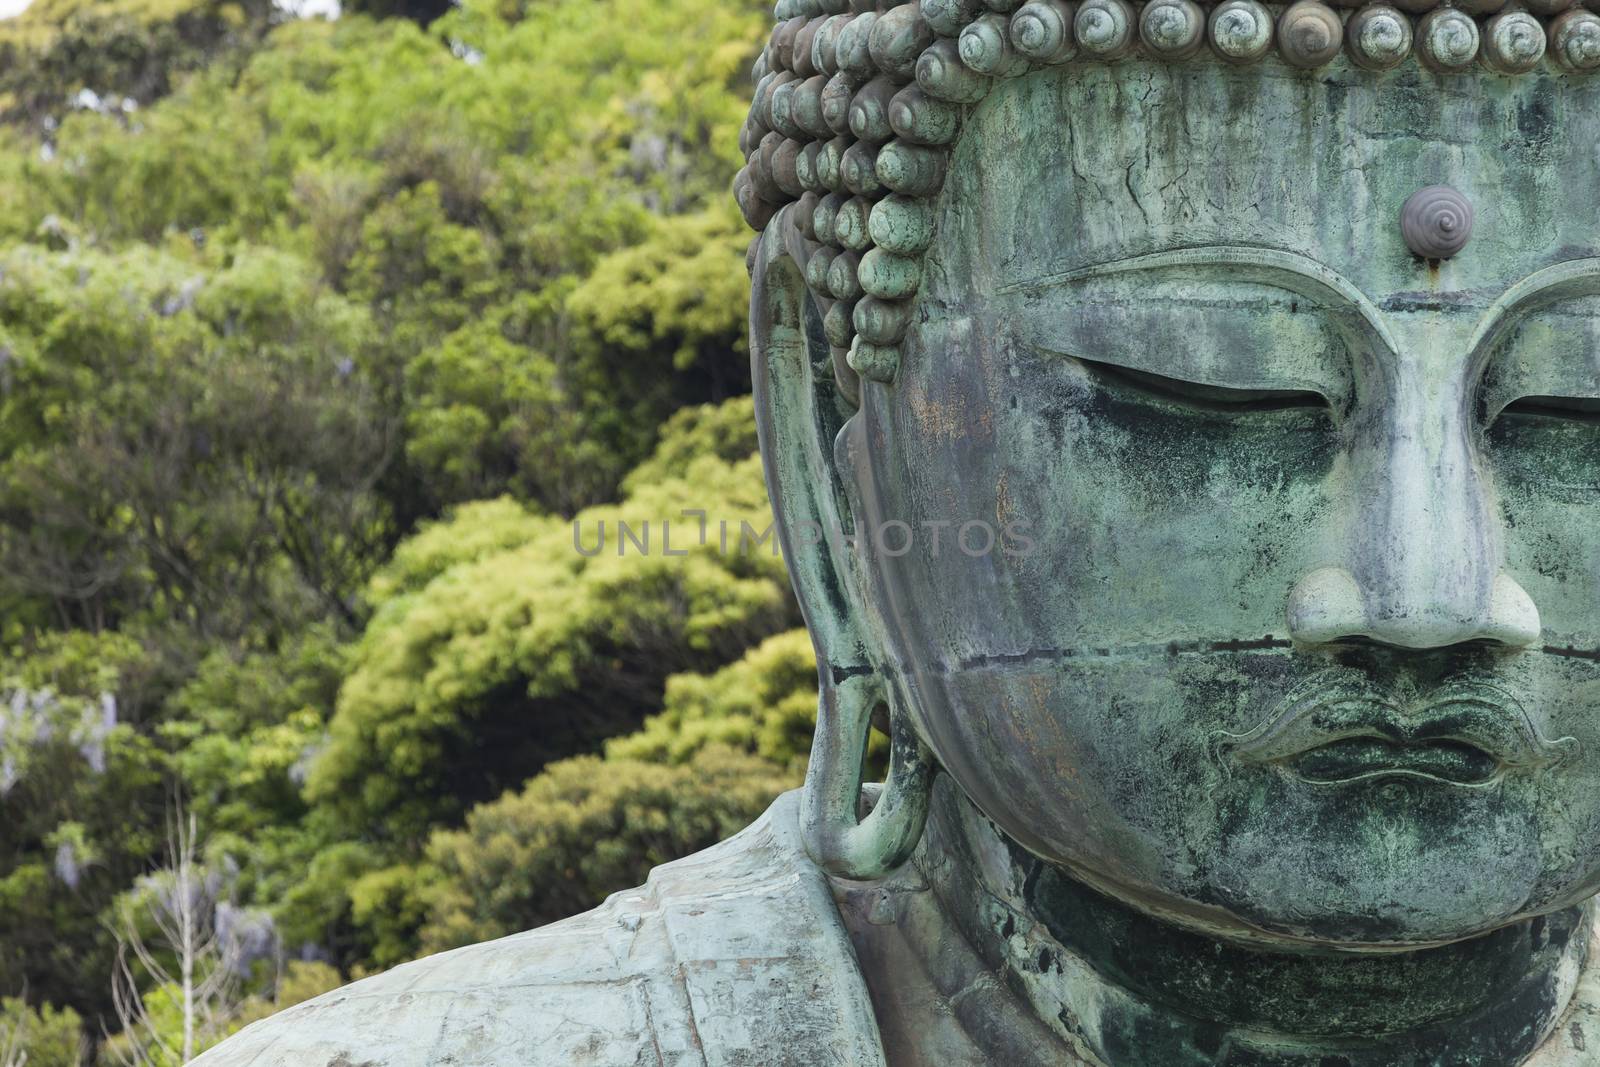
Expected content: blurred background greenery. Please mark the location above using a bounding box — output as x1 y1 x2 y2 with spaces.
0 0 838 1058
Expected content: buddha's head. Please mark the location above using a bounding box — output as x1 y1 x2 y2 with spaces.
741 0 1600 951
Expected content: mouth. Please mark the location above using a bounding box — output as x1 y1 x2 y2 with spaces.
1286 736 1502 786
1217 674 1578 789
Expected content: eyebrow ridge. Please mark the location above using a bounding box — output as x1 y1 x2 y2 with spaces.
997 245 1400 353
1467 258 1600 358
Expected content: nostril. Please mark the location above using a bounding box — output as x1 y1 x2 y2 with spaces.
1285 567 1542 651
1309 635 1512 661
1318 634 1389 650
1286 565 1367 646
1483 573 1541 649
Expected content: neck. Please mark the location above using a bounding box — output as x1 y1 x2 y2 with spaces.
913 781 1590 1066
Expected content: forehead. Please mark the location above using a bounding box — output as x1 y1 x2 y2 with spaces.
929 62 1600 306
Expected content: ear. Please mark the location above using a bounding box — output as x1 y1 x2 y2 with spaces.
749 209 934 880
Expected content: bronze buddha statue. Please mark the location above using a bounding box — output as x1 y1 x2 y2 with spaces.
196 0 1600 1061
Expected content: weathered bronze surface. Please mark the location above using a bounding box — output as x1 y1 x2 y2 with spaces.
196 3 1600 1064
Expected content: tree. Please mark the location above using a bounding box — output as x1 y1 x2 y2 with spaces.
0 0 278 130
606 628 823 769
417 744 797 954
305 398 795 846
0 997 87 1067
0 245 394 644
0 0 784 1044
0 633 166 1025
339 0 455 25
108 800 269 1066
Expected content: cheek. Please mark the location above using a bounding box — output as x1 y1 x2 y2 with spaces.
844 330 1345 880
1489 416 1600 645
905 651 1300 881
854 338 1341 661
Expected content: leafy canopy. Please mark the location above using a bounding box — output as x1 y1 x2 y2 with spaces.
0 0 805 1051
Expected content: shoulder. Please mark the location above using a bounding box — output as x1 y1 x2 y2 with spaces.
1526 911 1600 1065
193 791 885 1067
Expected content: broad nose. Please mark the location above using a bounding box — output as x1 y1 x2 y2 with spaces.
1288 565 1539 649
1285 361 1541 651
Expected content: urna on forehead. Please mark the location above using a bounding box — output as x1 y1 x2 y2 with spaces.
736 0 1600 382
938 61 1600 301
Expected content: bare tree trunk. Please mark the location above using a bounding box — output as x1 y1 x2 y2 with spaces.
0 1005 27 1067
108 795 246 1065
177 812 197 1063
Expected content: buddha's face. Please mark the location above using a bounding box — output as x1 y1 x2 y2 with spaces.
842 62 1600 948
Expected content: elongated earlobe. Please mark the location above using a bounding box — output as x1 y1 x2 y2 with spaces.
752 215 935 880
801 672 935 880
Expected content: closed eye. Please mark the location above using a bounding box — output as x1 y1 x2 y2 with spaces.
1498 395 1600 424
1077 355 1329 413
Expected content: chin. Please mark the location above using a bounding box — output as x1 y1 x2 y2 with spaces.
1169 773 1560 949
947 735 1576 950
910 646 1600 950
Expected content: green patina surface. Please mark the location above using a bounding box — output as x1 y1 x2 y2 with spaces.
758 50 1600 1065
196 26 1600 1067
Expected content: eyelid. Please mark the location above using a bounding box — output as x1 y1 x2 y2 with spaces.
1075 354 1330 412
1013 291 1355 410
1496 394 1600 424
1476 303 1600 423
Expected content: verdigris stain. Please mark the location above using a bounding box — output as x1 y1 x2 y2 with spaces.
194 2 1600 1064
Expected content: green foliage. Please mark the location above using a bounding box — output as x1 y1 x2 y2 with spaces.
98 960 340 1066
605 627 892 779
223 960 342 1036
0 0 790 1048
340 0 454 24
1 0 763 509
0 631 167 1015
0 243 391 646
607 629 820 769
564 207 755 485
418 744 798 954
101 984 190 1067
0 0 275 127
344 180 504 351
568 207 752 374
307 411 796 844
365 497 548 602
619 394 762 496
344 862 438 969
398 305 580 511
0 627 145 701
0 996 85 1067
267 840 390 965
161 625 345 836
276 397 799 966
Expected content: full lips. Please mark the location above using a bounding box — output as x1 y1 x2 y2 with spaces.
1215 669 1579 786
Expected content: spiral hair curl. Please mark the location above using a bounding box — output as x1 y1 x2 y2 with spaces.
735 0 1600 395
